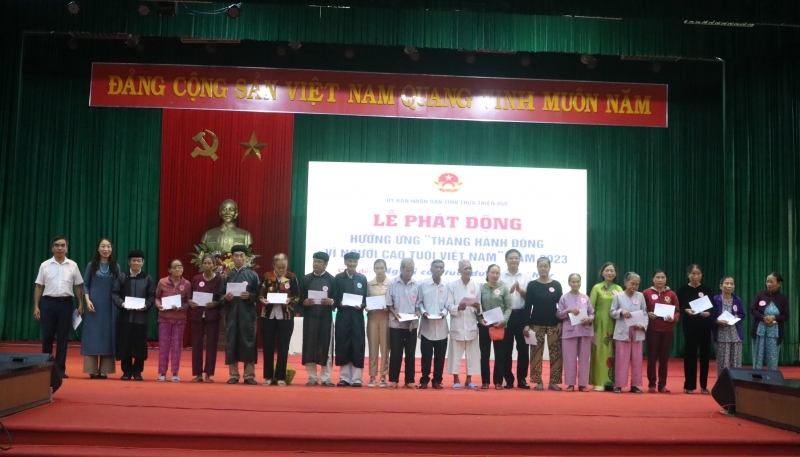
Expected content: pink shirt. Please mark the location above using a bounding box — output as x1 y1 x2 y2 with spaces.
155 276 191 322
556 292 595 339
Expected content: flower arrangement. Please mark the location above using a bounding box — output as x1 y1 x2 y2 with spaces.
190 243 260 274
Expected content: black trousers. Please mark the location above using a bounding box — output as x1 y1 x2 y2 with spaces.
479 325 506 385
389 327 417 384
40 296 73 373
683 328 712 390
646 330 673 389
121 357 145 375
261 318 294 380
502 310 529 385
420 335 447 385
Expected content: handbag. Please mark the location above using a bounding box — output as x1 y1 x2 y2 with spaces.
488 325 505 341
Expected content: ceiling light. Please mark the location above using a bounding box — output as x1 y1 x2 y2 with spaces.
67 1 80 14
227 4 241 19
138 4 150 16
288 41 302 51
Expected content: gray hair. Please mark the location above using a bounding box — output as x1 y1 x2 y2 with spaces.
624 272 640 283
458 259 471 269
272 253 288 264
400 257 414 269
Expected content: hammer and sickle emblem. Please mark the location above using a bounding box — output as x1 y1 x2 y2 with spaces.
191 130 219 161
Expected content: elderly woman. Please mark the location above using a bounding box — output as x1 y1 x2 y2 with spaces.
155 258 191 382
750 272 790 371
81 238 120 379
588 262 622 391
610 272 647 394
524 257 563 391
258 253 300 386
677 264 716 395
557 273 595 392
188 254 222 383
479 264 512 390
713 276 744 375
644 270 680 393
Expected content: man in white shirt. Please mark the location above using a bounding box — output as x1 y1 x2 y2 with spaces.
33 236 84 378
446 259 481 390
416 260 448 389
386 258 421 389
499 249 531 389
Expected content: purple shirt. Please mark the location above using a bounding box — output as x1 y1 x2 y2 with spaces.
556 292 595 339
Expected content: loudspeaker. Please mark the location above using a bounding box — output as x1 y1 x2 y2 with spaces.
712 367 784 412
0 353 59 417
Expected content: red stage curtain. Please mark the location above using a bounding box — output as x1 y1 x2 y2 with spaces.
159 110 294 347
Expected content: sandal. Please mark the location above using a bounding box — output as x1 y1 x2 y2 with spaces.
495 384 503 390
658 387 671 394
205 376 214 383
647 387 657 393
701 388 710 395
452 383 462 390
191 375 204 383
465 383 479 390
565 385 574 392
579 386 590 392
481 384 489 390
683 389 694 394
388 382 398 389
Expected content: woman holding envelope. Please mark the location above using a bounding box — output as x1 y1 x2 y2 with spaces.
556 274 595 392
524 257 564 391
713 276 744 375
677 264 716 394
155 259 191 382
479 264 512 390
750 272 790 371
189 254 222 383
610 272 647 394
643 270 680 393
258 253 300 386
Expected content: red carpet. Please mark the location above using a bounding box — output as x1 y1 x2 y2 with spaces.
1 343 799 456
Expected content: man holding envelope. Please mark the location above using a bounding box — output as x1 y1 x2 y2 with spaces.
446 259 482 390
333 252 368 387
417 260 449 389
300 251 337 386
219 245 260 385
112 250 156 381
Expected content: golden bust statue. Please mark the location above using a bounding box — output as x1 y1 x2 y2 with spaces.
201 199 253 252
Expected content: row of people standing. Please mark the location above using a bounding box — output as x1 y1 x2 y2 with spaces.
34 237 790 390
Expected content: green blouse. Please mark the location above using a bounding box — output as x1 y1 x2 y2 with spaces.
479 282 513 325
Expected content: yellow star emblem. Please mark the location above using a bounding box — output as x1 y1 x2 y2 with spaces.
238 131 267 161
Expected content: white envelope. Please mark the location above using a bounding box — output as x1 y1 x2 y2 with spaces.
624 310 648 327
425 314 444 320
308 290 328 304
161 295 181 310
72 309 82 330
397 313 417 322
718 311 740 326
568 308 588 325
226 282 247 296
525 331 537 345
366 296 386 311
124 296 146 309
342 293 363 307
267 293 288 304
689 295 713 313
482 307 504 325
193 291 213 307
654 304 675 318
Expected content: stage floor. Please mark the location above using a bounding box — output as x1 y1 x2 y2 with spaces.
1 343 799 456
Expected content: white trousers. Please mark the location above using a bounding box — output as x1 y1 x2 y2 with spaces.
446 338 481 376
339 363 363 384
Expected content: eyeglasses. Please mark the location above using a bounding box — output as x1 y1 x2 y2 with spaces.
171 265 184 269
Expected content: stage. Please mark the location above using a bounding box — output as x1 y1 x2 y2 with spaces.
1 343 799 456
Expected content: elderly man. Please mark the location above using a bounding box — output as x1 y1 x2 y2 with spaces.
33 236 84 378
112 250 155 381
499 248 531 389
334 252 368 387
416 259 449 389
446 259 481 390
219 245 260 385
301 251 337 387
386 258 420 389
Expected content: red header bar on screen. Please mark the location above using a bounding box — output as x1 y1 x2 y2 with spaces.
90 63 667 127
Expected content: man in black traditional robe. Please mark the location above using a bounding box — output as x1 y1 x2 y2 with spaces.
334 252 368 386
219 245 260 385
300 251 337 386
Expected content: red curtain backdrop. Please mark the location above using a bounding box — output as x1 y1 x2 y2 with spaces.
159 110 294 346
